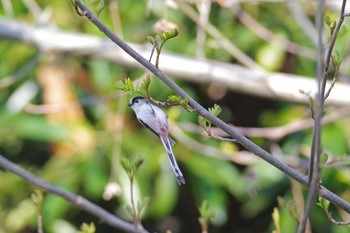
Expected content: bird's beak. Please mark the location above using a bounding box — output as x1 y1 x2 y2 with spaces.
128 103 132 107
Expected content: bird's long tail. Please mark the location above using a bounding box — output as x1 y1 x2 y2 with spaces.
160 136 185 185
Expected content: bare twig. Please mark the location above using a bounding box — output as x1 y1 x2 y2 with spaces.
73 0 350 215
175 0 265 73
299 0 348 232
0 155 148 233
285 0 318 45
233 6 316 59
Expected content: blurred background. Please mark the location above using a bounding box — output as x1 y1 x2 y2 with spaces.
1 0 350 232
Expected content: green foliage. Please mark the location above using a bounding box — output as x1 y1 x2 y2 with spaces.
317 196 330 213
120 156 144 179
95 0 105 17
78 222 96 233
121 156 148 228
199 200 216 222
31 189 44 207
198 200 216 232
198 104 222 133
148 28 179 67
277 196 299 221
1 1 350 233
272 207 281 233
114 77 135 93
256 34 287 71
114 76 150 97
147 28 179 54
325 16 337 35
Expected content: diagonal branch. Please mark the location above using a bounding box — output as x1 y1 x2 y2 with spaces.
74 0 350 215
0 154 148 233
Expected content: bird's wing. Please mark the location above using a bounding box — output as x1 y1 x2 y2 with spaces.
138 119 160 138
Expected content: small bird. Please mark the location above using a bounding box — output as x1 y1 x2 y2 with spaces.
128 96 185 185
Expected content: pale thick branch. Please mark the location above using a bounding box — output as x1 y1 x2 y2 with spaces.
1 18 350 106
0 155 148 233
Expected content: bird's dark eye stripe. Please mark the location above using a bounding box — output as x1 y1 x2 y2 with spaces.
131 96 146 104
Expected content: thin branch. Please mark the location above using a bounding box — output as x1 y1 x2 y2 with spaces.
285 0 318 45
0 155 148 233
298 0 326 231
233 6 316 59
175 0 265 73
299 0 348 232
73 0 350 215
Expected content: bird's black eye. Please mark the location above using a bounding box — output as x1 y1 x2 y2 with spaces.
135 100 139 103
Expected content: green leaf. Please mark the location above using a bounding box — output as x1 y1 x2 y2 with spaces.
120 157 132 177
317 196 330 212
138 75 151 96
167 95 182 104
125 78 135 90
95 0 105 17
277 196 298 220
320 152 329 164
332 51 343 67
31 189 44 207
325 16 332 27
126 204 134 218
159 28 179 41
78 222 96 233
181 95 190 106
132 157 144 172
137 196 150 213
271 207 280 233
256 35 286 71
120 156 144 178
199 200 216 222
147 36 157 47
208 104 222 117
198 116 209 129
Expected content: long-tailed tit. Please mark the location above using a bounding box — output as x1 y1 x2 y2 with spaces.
128 96 185 185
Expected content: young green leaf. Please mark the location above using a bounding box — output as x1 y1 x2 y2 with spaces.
320 152 329 164
96 0 105 17
159 28 179 41
126 204 135 218
317 196 330 212
31 189 44 207
137 196 150 213
272 207 281 233
138 75 151 96
120 157 132 177
125 78 135 90
198 116 210 129
277 196 298 220
114 78 135 92
199 200 216 222
181 95 190 106
78 222 96 233
208 104 222 117
325 16 332 27
147 36 156 46
167 95 182 104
